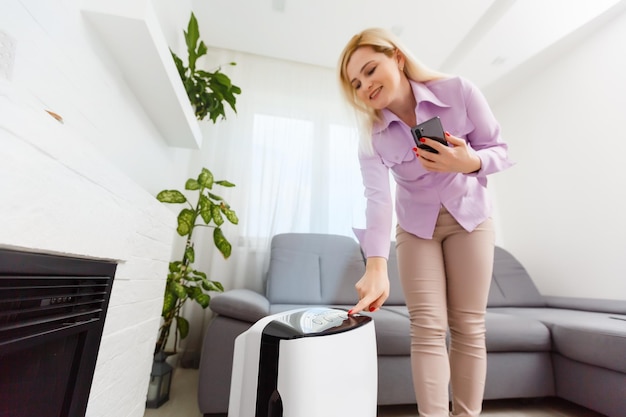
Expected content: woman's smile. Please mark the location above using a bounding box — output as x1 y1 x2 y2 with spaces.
369 86 382 100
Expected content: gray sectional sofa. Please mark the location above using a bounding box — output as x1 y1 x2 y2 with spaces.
197 233 626 417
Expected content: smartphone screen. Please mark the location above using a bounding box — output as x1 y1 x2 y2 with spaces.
410 116 448 154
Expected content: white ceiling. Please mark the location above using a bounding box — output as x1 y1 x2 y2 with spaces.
192 0 624 90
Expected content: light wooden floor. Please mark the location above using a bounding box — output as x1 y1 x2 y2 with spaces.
144 368 607 417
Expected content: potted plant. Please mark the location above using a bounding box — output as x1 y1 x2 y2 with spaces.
146 168 238 408
147 11 242 409
154 167 238 354
171 12 242 123
156 11 242 355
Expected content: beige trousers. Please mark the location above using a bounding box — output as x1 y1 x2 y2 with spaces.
395 207 495 417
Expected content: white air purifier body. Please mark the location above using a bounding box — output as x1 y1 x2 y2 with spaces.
228 307 377 417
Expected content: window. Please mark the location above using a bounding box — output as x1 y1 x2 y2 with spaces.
245 114 315 238
327 124 364 237
244 115 364 240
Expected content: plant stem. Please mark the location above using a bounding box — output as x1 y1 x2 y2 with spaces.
156 190 203 354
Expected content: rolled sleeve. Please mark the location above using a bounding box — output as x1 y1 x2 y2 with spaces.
354 152 393 259
461 77 514 177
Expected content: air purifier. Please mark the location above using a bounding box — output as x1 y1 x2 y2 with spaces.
228 307 377 417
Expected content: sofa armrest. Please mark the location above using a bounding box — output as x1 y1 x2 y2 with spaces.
544 296 626 315
209 289 270 322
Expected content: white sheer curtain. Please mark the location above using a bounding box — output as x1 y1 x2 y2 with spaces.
189 48 367 292
179 48 369 364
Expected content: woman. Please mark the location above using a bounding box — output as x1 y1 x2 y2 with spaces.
337 28 513 417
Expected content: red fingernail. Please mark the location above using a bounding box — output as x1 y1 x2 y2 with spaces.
445 131 450 137
369 307 376 312
412 147 418 152
419 138 425 142
347 309 353 315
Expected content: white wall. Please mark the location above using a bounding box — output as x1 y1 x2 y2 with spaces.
1 0 194 195
490 7 626 299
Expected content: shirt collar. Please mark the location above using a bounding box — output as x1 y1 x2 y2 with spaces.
372 79 450 134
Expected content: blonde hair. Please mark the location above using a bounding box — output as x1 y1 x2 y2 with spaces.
337 27 447 154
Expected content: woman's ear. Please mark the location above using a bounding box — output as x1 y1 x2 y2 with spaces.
396 50 406 71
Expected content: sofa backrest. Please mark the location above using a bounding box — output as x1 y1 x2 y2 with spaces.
487 246 545 307
265 233 365 305
264 234 544 308
385 245 545 307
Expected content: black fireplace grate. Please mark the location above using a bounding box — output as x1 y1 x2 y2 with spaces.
0 249 117 417
0 275 112 349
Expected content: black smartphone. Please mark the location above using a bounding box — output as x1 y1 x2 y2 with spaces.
411 116 448 154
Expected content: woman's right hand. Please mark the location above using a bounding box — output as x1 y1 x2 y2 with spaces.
348 257 390 314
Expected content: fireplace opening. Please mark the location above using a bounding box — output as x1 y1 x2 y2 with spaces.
0 249 117 417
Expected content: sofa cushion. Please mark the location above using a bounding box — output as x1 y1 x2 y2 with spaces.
491 307 626 373
485 312 551 352
361 307 411 356
552 321 626 373
210 289 270 322
361 308 552 356
488 247 545 307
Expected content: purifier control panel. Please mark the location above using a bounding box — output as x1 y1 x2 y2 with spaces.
262 307 371 339
290 308 347 334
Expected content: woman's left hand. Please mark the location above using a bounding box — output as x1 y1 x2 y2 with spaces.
413 132 481 174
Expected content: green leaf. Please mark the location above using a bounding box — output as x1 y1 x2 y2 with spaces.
184 245 195 264
221 206 239 225
198 168 214 189
222 91 238 113
215 180 235 187
162 291 177 317
191 269 207 280
171 51 186 79
170 281 187 299
187 285 203 299
212 72 232 87
177 208 195 236
198 195 212 224
168 261 182 273
185 179 200 190
176 316 190 339
186 13 200 71
211 204 224 226
195 69 214 79
195 293 210 308
202 279 224 292
197 40 208 60
157 190 187 204
210 108 223 123
207 192 223 201
213 227 232 258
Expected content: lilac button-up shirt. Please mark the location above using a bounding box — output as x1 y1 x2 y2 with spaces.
354 76 514 259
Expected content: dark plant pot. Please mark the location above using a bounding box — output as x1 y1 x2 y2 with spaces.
146 351 173 408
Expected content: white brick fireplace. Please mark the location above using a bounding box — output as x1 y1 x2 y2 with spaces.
2 1 201 414
1 77 174 417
